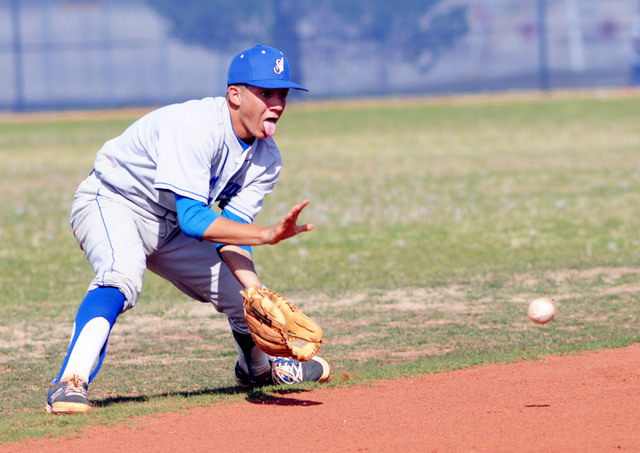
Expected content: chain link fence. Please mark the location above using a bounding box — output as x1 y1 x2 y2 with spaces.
1 0 639 111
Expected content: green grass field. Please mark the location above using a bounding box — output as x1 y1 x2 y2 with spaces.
2 91 640 443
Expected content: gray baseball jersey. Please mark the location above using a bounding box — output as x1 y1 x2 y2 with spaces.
94 96 282 223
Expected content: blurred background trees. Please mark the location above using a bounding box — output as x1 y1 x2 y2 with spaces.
145 0 469 87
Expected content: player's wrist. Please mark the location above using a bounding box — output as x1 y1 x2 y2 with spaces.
263 225 279 245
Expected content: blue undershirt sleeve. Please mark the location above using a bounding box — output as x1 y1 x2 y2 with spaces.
175 194 219 240
174 194 252 255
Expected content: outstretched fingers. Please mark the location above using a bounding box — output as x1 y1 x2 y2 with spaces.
288 199 314 228
271 199 314 244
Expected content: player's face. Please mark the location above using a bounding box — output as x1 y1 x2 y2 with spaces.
229 85 289 141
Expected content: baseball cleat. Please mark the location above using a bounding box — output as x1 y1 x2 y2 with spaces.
271 356 331 385
45 374 91 414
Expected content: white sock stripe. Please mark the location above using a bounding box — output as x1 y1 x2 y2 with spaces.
61 317 110 382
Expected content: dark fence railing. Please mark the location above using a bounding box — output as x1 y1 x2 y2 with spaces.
1 0 639 112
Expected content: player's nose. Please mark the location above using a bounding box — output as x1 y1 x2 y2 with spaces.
267 89 288 111
268 97 286 111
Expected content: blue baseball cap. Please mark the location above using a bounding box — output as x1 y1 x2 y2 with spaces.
227 45 308 92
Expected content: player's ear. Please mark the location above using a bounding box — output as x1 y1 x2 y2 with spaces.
227 84 243 107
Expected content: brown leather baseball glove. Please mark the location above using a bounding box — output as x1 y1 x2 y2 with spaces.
240 286 324 362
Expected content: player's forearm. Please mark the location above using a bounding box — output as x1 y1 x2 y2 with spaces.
219 245 262 289
201 216 273 246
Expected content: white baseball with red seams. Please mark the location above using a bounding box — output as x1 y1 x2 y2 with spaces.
527 297 556 324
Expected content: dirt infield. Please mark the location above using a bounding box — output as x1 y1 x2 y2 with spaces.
7 344 640 452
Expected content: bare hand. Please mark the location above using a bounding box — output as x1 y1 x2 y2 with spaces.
267 199 314 244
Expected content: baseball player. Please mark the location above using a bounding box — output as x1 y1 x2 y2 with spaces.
46 45 331 415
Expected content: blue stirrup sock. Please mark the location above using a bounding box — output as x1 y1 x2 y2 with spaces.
56 286 125 383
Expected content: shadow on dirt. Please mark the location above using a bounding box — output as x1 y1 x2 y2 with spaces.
91 385 322 408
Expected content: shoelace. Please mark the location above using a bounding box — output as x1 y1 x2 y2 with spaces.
65 375 87 396
273 360 303 382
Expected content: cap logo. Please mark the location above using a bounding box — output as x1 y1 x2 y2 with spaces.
274 57 284 75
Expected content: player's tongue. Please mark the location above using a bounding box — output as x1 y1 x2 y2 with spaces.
263 119 277 137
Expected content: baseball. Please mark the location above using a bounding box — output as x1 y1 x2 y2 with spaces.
527 297 555 324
